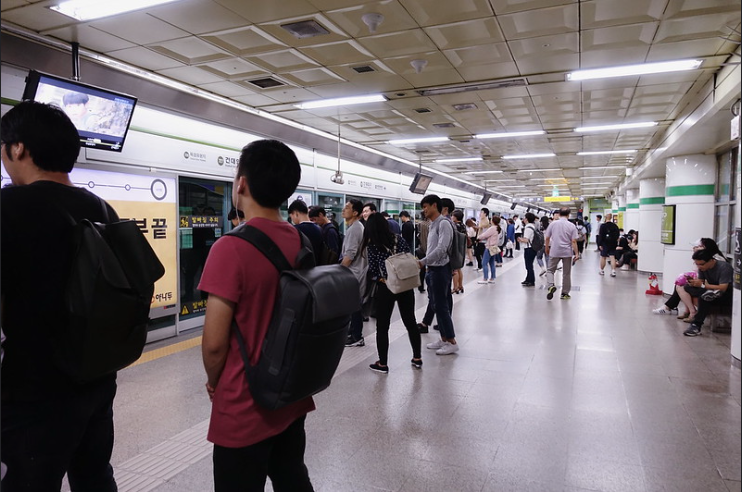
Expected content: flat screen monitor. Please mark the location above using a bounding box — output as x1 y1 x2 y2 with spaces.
480 192 492 205
409 172 433 194
22 70 137 152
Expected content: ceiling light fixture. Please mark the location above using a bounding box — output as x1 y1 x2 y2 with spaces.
418 78 527 96
577 150 637 156
579 166 627 170
503 153 556 160
296 94 386 109
575 122 658 132
50 0 180 21
476 130 545 139
464 170 503 175
495 185 527 188
516 168 561 172
389 137 449 145
410 59 428 74
581 176 619 180
361 12 384 34
435 157 482 163
566 59 702 81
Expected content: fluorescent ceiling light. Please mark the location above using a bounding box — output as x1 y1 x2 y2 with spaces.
435 157 483 163
476 131 545 139
516 167 561 172
464 170 503 175
296 94 386 110
495 185 527 188
579 182 614 186
388 137 450 145
537 184 565 187
503 153 556 160
579 166 626 170
50 0 180 20
567 59 702 81
575 122 657 132
417 78 527 96
577 150 637 156
581 176 618 180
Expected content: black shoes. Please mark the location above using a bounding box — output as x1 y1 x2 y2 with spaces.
521 282 535 287
466 262 474 267
369 362 389 373
418 287 426 293
546 286 557 300
417 323 429 333
345 335 365 347
411 358 423 369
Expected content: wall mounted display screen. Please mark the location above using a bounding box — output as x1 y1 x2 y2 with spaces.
480 192 492 205
22 70 137 152
409 172 433 194
660 204 676 245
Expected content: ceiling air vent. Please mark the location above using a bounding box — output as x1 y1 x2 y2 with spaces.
248 77 285 89
352 65 375 74
453 103 478 111
413 107 432 113
280 20 330 39
433 122 455 128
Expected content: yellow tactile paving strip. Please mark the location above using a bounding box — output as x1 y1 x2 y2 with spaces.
127 336 202 368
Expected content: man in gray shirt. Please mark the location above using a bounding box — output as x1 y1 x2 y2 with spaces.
544 208 579 300
417 194 459 355
341 199 368 346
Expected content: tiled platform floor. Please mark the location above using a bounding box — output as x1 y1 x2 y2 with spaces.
65 249 741 492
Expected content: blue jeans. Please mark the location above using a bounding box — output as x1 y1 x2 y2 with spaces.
482 249 497 280
427 266 455 340
524 247 537 283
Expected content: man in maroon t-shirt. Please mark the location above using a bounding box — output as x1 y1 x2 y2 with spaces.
199 140 315 491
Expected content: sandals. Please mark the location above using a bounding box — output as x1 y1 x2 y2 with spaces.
677 312 690 320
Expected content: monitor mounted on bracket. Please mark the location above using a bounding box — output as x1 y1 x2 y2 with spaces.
409 172 433 194
480 192 492 205
22 70 138 152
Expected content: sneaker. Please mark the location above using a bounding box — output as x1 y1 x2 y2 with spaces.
433 324 439 331
701 289 723 301
345 336 365 347
539 269 547 276
411 358 423 369
466 262 474 267
417 323 429 334
560 293 571 300
477 279 488 284
599 270 605 276
488 279 496 283
546 285 557 300
653 307 677 315
683 324 702 337
369 362 389 374
435 342 460 355
610 270 616 277
522 282 535 287
426 339 446 350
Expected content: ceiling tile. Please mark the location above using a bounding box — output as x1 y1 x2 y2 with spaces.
280 67 347 86
399 0 493 27
197 81 256 97
489 0 577 15
654 11 741 44
214 0 318 23
45 25 137 53
324 1 418 37
401 69 467 90
261 87 327 104
147 0 250 35
231 93 282 107
89 12 190 45
3 3 71 32
299 82 372 98
197 58 266 79
647 37 736 60
498 4 578 40
257 13 350 47
245 49 320 73
149 37 232 65
663 0 742 19
156 65 225 85
424 17 505 49
202 26 286 56
579 0 665 29
357 29 439 58
106 46 184 71
443 42 512 67
456 62 521 82
298 40 375 66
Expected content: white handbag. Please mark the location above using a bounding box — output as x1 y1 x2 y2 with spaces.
385 252 421 294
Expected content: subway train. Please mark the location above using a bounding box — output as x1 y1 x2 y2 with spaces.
1 2 740 491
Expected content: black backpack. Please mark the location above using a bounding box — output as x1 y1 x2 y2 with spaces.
527 224 544 251
57 210 165 383
604 222 620 244
447 219 467 270
227 225 360 410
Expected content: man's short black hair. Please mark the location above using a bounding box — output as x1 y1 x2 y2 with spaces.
237 140 300 209
525 212 537 223
308 206 326 218
1 101 81 173
380 211 390 218
692 248 715 262
348 199 363 216
441 198 455 213
481 207 490 216
363 202 377 212
559 208 570 217
288 199 308 215
452 209 464 221
399 210 410 218
597 214 602 219
420 194 442 212
227 207 244 221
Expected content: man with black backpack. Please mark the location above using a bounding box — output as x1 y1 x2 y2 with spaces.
308 205 340 264
598 213 621 277
1 101 121 491
199 140 316 491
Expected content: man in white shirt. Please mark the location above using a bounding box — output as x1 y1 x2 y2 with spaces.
341 199 368 346
544 208 580 300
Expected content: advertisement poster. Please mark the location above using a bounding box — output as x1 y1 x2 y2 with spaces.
734 227 741 290
660 205 676 245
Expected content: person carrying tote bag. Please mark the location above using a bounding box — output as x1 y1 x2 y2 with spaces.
362 214 423 374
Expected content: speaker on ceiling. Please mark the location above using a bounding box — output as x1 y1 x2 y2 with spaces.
510 203 516 210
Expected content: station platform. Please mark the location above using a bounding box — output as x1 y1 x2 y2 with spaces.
65 249 740 492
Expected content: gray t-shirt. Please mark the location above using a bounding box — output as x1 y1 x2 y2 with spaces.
341 220 368 295
699 259 733 287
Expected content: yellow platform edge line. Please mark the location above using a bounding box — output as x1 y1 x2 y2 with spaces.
127 336 202 369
